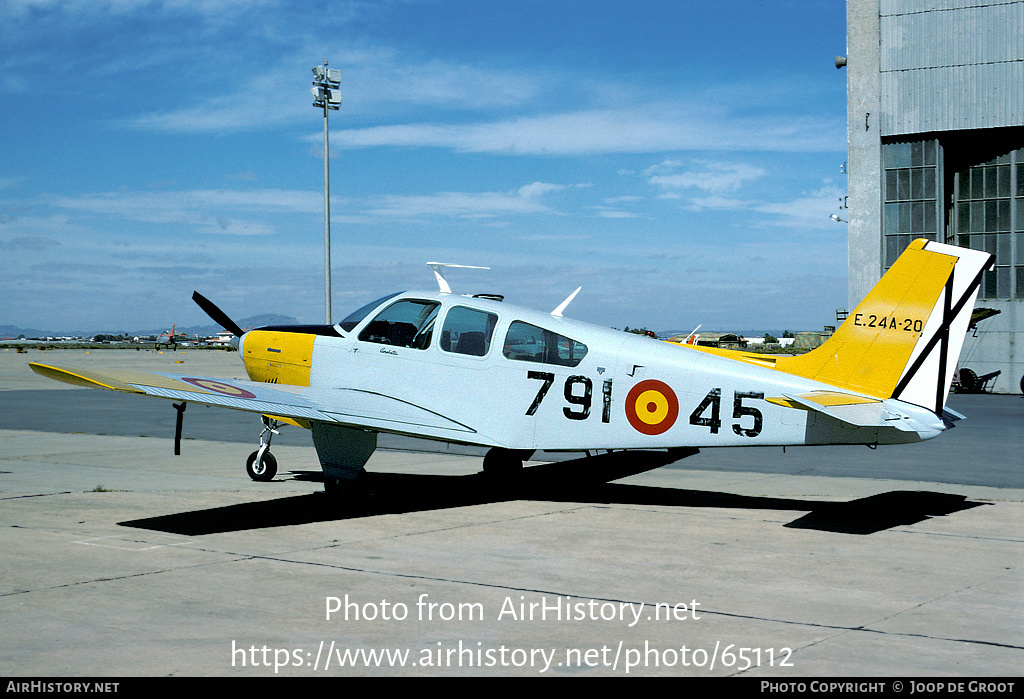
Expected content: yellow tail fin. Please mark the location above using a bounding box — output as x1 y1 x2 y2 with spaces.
775 239 993 413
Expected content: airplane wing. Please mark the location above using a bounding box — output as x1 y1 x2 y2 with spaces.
29 363 488 443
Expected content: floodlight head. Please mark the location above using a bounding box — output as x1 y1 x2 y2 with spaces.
327 88 342 106
326 69 341 85
312 65 325 79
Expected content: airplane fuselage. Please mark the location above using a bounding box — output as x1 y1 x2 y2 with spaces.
238 289 944 453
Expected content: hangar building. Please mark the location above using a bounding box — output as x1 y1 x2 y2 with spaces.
844 0 1024 393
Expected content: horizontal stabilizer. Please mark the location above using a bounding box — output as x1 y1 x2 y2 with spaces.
773 391 944 435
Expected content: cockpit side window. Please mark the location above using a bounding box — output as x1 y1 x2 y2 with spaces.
502 321 588 367
359 299 440 349
440 306 498 357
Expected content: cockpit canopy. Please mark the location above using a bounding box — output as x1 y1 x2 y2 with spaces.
343 293 588 367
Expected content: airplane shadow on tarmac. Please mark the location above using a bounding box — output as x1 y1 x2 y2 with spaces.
119 450 986 537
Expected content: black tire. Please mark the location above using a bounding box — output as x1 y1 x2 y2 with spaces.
482 448 530 478
323 474 368 497
246 450 278 481
959 368 978 393
323 476 352 495
1019 374 1023 395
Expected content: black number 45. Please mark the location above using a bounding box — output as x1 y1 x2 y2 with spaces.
688 389 764 438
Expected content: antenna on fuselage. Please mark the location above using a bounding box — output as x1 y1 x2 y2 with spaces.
551 287 581 317
426 262 489 294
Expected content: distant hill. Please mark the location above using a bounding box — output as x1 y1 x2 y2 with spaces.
161 314 302 338
0 325 53 339
0 314 301 339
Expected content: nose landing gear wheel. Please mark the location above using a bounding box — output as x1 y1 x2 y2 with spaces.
246 416 281 481
246 450 278 481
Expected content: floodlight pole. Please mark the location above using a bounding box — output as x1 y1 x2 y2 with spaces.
322 92 331 324
312 59 341 324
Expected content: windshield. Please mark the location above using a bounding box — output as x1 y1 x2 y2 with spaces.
338 292 402 332
359 299 440 349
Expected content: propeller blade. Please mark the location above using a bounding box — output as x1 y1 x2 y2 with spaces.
192 291 245 337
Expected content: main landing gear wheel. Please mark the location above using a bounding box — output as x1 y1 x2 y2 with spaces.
322 473 367 497
246 450 278 481
482 448 533 479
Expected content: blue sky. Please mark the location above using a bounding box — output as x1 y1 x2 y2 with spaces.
1 0 849 333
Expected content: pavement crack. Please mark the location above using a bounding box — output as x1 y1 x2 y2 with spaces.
0 557 255 598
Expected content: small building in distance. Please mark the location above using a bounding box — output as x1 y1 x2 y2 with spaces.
692 332 747 350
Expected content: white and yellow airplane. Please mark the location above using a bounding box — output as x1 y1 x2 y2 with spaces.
30 239 992 493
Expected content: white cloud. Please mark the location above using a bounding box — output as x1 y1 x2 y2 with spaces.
362 182 568 219
125 46 542 133
330 107 843 155
753 184 847 230
43 188 320 236
686 196 751 211
516 181 566 198
52 188 318 217
648 161 766 194
682 183 847 231
642 160 684 176
2 0 279 24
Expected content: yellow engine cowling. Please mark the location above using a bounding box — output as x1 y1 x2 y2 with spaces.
241 330 315 387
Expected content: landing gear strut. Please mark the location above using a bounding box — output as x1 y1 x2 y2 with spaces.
246 416 281 481
172 402 187 455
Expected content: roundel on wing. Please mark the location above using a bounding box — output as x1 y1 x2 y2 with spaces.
181 377 257 399
625 379 679 435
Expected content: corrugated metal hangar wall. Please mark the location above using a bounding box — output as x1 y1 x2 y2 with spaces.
847 0 1024 394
